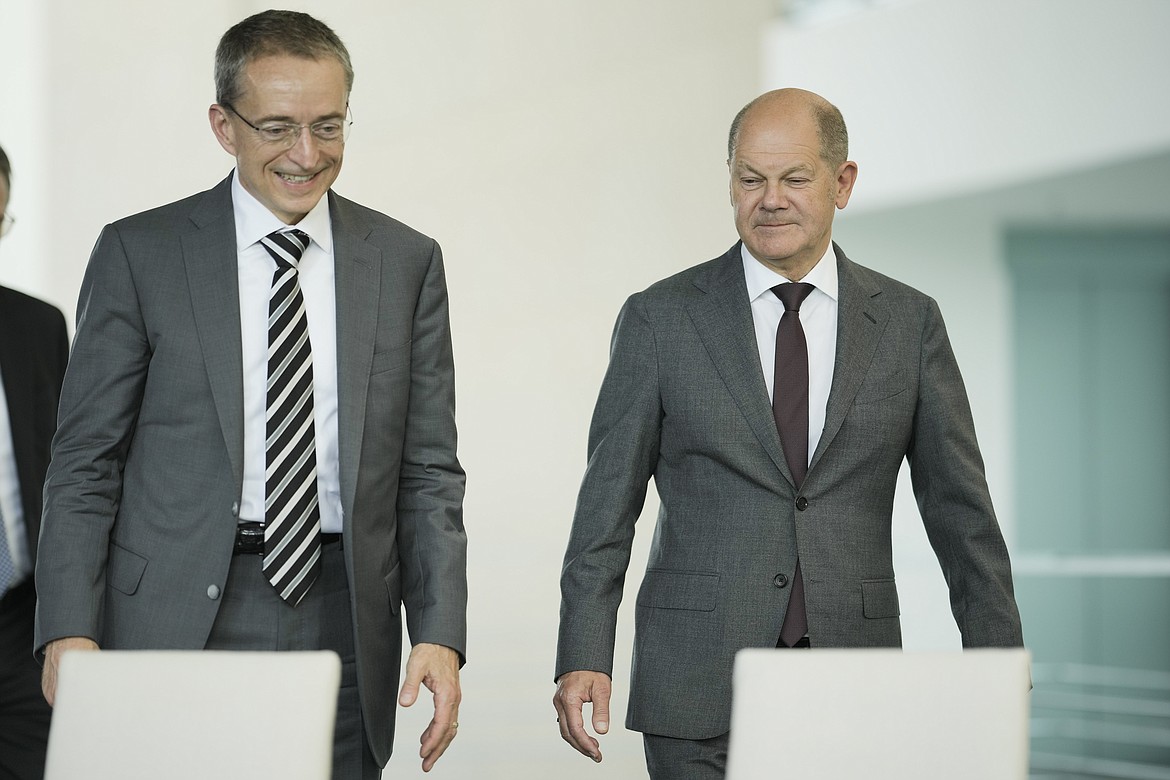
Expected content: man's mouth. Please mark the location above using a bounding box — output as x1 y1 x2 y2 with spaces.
277 172 315 184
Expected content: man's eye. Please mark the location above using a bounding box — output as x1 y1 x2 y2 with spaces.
741 178 762 186
313 123 342 138
259 125 294 141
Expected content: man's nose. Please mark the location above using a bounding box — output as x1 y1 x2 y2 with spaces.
285 128 321 165
760 181 787 210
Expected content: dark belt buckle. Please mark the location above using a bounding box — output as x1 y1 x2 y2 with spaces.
234 523 265 555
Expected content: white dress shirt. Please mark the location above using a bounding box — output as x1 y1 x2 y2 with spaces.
0 369 32 583
232 172 343 532
741 241 839 467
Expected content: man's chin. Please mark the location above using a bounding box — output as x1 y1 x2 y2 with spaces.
746 241 797 264
270 192 327 224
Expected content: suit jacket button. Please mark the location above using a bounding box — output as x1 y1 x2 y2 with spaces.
773 573 789 588
795 496 808 511
231 502 240 518
207 585 221 600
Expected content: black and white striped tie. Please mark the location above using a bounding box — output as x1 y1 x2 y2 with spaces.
260 228 321 606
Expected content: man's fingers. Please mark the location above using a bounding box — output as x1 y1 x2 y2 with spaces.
41 663 58 707
41 637 99 707
553 671 609 762
555 693 597 758
419 717 459 772
398 677 420 707
590 678 612 735
398 652 425 708
419 684 459 761
399 643 461 772
565 710 602 762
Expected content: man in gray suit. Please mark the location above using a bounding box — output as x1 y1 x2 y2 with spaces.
553 88 1022 778
35 11 466 777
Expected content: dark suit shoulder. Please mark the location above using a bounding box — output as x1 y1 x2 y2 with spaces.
0 284 67 329
631 246 739 306
845 258 925 297
109 187 222 235
837 249 939 312
328 191 438 255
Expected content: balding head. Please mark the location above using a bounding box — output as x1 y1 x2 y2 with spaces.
726 88 857 279
0 144 10 193
728 89 848 169
0 144 10 237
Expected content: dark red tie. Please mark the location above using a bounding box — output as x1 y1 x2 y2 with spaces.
773 282 814 647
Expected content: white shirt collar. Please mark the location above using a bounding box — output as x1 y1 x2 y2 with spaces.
230 169 334 254
741 241 839 303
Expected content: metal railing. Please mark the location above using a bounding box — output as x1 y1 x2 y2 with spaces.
1030 663 1170 779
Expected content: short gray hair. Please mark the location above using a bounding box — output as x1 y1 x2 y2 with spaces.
214 10 354 106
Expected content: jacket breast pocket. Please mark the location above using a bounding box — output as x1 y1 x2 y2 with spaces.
108 542 148 596
636 569 718 612
861 578 900 619
853 369 907 405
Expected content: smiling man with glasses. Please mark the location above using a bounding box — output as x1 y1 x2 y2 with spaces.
34 11 467 778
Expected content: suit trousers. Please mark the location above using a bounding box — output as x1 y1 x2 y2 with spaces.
205 537 379 780
643 731 729 780
641 639 806 780
0 578 52 780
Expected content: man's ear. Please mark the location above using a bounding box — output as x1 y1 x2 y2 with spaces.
208 104 238 156
727 158 735 207
834 161 858 209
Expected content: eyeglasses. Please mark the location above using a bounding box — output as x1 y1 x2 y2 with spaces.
0 212 13 238
221 102 353 148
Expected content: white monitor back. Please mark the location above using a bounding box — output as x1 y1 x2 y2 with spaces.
727 648 1031 780
45 650 341 780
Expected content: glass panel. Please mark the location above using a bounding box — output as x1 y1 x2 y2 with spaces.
1009 230 1170 777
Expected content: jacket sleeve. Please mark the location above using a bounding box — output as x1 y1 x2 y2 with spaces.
555 294 662 679
35 224 151 656
907 297 1024 647
394 239 468 662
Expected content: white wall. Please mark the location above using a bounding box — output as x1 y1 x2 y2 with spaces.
0 0 772 777
0 0 50 297
765 0 1170 211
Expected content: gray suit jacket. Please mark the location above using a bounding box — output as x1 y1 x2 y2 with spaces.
556 243 1022 740
35 176 467 764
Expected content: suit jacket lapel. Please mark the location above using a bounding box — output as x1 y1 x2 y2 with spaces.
183 177 245 485
0 303 31 470
810 244 887 471
329 194 380 524
687 245 794 484
0 301 39 532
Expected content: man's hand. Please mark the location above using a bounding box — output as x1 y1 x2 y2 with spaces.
398 642 461 772
553 670 612 763
41 636 100 706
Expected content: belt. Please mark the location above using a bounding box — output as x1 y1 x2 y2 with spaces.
233 522 342 555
